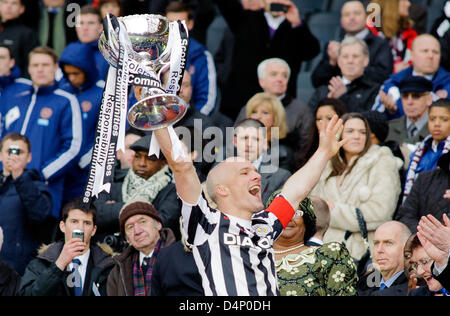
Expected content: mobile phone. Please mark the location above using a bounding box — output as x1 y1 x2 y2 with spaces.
270 3 288 13
8 145 20 156
72 230 84 242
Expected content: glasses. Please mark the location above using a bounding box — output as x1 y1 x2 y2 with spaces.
293 210 304 218
410 258 433 272
401 92 427 100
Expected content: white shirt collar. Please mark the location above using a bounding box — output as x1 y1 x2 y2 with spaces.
406 112 428 131
252 155 263 171
346 28 369 40
264 11 286 30
307 237 324 246
412 70 434 81
139 250 155 266
342 76 351 85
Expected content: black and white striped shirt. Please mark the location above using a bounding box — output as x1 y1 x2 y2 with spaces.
181 193 294 296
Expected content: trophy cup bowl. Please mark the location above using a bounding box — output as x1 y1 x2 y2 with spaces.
99 14 187 131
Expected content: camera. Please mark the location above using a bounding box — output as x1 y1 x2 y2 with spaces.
8 145 20 156
270 3 288 13
72 230 84 242
104 233 128 253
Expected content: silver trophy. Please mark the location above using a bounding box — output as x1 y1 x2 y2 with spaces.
99 14 188 131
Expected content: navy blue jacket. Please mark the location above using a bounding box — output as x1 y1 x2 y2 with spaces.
187 38 217 115
59 41 104 201
0 169 52 275
372 66 450 119
0 79 83 218
0 65 20 96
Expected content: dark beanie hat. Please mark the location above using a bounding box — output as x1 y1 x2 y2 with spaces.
362 111 389 143
119 200 162 236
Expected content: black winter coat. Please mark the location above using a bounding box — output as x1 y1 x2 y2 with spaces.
0 259 21 296
311 31 393 88
396 153 450 233
18 241 114 296
214 0 320 119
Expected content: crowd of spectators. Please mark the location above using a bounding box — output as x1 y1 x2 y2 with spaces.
0 0 449 297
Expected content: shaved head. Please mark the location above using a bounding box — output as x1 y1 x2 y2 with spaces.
375 221 411 246
206 157 248 203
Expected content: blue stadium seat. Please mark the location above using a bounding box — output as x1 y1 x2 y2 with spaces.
292 0 329 19
296 71 315 104
206 15 228 56
307 12 342 47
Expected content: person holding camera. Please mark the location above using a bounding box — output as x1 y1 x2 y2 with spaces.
0 132 52 276
18 198 114 296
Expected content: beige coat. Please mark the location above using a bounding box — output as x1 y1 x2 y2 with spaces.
310 145 402 260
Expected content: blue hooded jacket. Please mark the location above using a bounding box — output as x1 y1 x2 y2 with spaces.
0 64 21 96
59 41 104 201
0 79 82 218
372 66 450 119
186 38 217 115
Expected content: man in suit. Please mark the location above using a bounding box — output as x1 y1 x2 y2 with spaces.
311 0 393 88
18 198 114 296
357 221 412 296
386 76 433 166
233 118 291 206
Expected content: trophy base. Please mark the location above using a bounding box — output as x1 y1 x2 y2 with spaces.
127 94 187 131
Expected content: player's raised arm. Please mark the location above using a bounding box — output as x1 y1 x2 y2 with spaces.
281 115 346 210
153 128 202 205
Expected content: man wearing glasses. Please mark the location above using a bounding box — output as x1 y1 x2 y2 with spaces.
373 34 450 119
385 75 433 161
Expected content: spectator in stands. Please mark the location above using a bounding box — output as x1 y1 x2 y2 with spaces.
116 128 144 170
235 58 314 151
93 134 181 242
173 71 214 131
0 133 52 275
385 76 433 166
309 37 381 114
373 34 450 119
401 99 450 204
291 98 348 172
305 196 330 247
408 233 449 296
0 44 20 95
430 0 450 40
310 113 403 260
439 29 450 73
58 41 103 203
97 0 122 19
107 199 175 296
18 198 114 296
233 118 291 206
416 214 450 291
0 46 82 220
166 1 217 116
245 92 292 170
357 221 411 296
273 194 358 296
38 0 80 57
311 0 393 88
396 151 450 233
368 0 418 74
75 5 108 81
0 226 21 296
122 0 215 45
215 0 320 120
151 222 203 296
0 0 39 76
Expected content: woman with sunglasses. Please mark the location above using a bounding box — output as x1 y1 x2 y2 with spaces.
272 195 358 296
